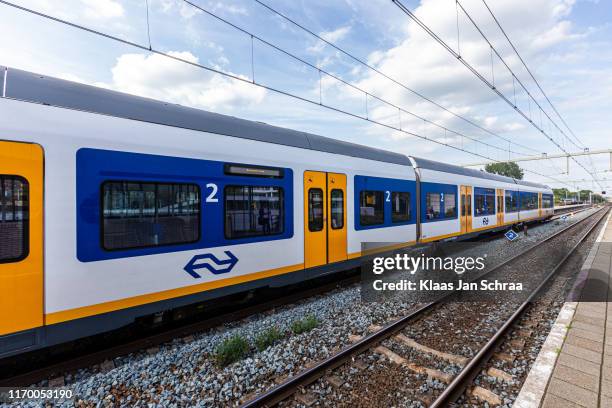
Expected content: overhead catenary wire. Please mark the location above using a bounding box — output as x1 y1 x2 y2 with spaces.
480 0 585 150
252 0 540 156
390 0 603 190
0 0 572 187
480 0 601 186
179 0 525 158
454 0 601 188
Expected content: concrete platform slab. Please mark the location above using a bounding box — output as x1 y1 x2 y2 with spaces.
515 209 612 407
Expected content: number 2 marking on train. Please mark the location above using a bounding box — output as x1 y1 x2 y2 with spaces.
206 183 219 202
385 191 390 202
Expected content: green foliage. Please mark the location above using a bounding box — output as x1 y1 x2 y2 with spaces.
214 334 250 366
484 162 524 179
554 188 606 204
255 327 283 351
291 315 319 334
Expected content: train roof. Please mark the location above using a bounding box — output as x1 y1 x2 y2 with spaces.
515 179 550 189
410 157 514 183
410 157 550 190
1 67 411 167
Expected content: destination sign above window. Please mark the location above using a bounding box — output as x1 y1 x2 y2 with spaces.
224 163 284 178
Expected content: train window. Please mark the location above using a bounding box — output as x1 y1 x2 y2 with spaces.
225 185 284 238
520 192 538 211
542 194 554 209
474 188 495 216
102 181 200 250
360 191 384 226
391 192 411 223
467 194 472 216
444 193 457 218
425 193 441 219
330 189 344 229
505 191 519 213
0 176 29 262
308 188 324 232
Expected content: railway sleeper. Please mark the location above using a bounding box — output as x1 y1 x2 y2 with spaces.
486 367 514 383
374 346 452 383
393 334 469 366
469 385 503 406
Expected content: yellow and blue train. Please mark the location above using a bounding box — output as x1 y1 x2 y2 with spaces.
0 67 553 357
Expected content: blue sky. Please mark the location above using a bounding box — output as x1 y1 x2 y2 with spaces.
1 0 611 193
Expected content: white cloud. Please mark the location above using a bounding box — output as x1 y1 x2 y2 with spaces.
308 25 352 53
213 2 248 16
106 51 266 110
310 0 599 154
80 0 124 20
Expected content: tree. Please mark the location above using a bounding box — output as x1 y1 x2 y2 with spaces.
484 162 524 179
579 189 593 202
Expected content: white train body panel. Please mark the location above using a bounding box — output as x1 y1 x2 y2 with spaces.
1 98 416 315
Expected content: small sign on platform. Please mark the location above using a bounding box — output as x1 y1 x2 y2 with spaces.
505 229 519 241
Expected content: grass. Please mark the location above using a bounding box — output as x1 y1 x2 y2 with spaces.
291 314 319 334
255 327 283 351
214 334 250 367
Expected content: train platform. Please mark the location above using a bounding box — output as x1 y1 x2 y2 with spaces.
515 210 612 407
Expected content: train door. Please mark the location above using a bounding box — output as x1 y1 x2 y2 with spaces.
304 171 347 268
0 141 43 336
538 192 542 217
496 189 504 226
460 185 472 233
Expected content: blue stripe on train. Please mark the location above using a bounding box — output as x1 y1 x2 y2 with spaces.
76 148 294 262
353 175 417 230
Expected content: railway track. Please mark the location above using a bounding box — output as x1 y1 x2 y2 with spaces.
241 206 608 407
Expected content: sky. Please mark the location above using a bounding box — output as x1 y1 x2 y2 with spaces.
1 0 611 194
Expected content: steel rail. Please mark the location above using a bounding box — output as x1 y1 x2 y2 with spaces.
241 207 605 407
430 206 609 407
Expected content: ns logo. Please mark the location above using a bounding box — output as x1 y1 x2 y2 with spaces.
183 251 239 279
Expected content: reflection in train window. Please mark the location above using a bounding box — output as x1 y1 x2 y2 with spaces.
542 194 554 209
102 181 200 250
308 188 324 232
505 190 519 213
330 189 344 229
225 185 284 238
520 191 538 211
0 175 29 262
360 191 384 226
391 192 411 223
425 192 441 219
474 187 495 216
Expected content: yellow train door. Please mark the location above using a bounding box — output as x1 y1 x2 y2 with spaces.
460 186 467 233
0 141 43 336
538 192 542 217
327 173 347 264
497 189 504 226
304 171 347 268
461 185 472 233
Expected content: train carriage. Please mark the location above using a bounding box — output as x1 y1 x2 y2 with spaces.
0 67 552 357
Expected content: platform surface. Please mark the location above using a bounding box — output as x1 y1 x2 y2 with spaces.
540 211 612 407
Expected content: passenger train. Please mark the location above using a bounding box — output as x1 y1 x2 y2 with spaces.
0 67 554 357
